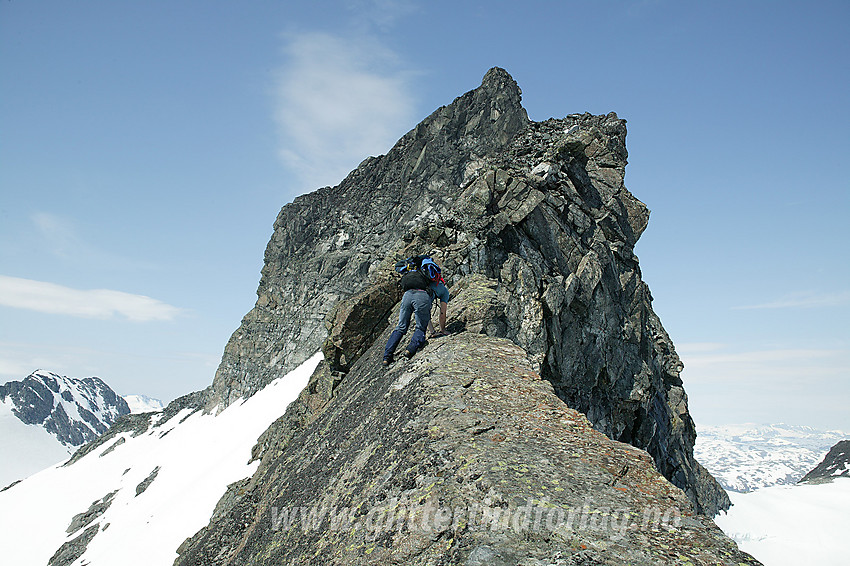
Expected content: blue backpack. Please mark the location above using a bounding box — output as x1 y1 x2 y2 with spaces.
394 255 443 283
419 258 442 282
394 257 420 274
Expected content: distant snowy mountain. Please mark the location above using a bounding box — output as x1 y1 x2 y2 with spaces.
715 477 850 566
695 423 847 492
123 394 164 414
0 370 130 488
0 354 319 566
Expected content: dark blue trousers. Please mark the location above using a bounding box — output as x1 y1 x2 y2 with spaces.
384 290 431 360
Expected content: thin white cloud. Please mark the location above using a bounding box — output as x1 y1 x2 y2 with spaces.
0 275 183 322
273 31 417 192
0 347 53 380
29 212 157 271
684 347 841 371
732 291 850 310
681 343 850 430
677 342 849 385
676 342 725 354
343 0 419 31
31 212 85 260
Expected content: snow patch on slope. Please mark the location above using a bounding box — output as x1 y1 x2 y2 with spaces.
0 352 321 566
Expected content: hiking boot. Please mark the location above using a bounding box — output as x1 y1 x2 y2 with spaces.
403 349 414 360
382 355 393 366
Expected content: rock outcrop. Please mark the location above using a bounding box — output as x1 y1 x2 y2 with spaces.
173 67 746 563
206 67 725 516
799 439 850 484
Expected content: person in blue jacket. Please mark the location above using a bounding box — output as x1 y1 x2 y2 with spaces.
383 256 450 365
383 265 433 365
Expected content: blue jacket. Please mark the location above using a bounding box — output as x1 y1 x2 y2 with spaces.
430 281 450 304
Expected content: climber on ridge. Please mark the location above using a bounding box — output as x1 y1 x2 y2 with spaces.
383 255 449 365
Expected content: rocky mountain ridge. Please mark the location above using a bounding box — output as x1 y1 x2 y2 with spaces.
169 67 753 564
206 67 726 517
177 277 757 565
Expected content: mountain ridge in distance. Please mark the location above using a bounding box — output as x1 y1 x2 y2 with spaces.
695 423 847 492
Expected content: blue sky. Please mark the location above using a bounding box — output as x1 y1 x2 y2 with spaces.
1 1 847 430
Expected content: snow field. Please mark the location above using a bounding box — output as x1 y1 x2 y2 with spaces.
715 478 850 566
0 352 321 566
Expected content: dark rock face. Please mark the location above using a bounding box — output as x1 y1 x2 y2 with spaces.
208 67 528 410
65 490 118 534
204 67 726 517
799 440 850 483
176 278 758 565
0 370 130 447
135 466 161 496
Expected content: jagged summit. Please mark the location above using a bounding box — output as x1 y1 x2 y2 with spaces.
207 67 724 507
207 67 530 410
481 65 518 88
0 370 131 490
169 67 755 564
201 67 730 519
